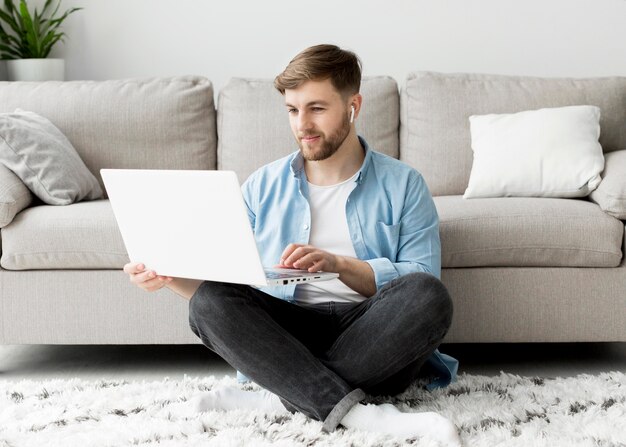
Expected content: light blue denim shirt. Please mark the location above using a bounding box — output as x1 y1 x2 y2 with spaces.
238 136 458 391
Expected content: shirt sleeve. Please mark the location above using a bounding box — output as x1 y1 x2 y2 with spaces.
240 173 257 232
365 172 442 290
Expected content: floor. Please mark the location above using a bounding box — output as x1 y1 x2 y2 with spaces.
1 342 624 382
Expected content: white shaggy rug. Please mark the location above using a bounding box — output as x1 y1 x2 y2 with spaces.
1 371 625 447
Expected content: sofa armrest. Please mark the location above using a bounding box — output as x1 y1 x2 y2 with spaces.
0 163 33 228
589 150 626 221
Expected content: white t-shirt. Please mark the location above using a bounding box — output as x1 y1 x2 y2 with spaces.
293 171 367 305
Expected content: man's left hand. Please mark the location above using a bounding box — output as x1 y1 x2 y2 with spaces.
278 243 341 273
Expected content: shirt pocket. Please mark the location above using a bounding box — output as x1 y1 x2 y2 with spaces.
375 221 401 261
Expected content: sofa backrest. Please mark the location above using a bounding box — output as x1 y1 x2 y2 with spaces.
400 71 626 196
217 76 399 183
0 77 217 197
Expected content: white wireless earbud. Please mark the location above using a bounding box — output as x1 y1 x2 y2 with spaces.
350 105 355 123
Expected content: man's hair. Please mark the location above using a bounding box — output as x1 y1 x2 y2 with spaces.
274 44 362 98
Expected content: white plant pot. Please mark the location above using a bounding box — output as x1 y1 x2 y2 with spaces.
5 58 64 81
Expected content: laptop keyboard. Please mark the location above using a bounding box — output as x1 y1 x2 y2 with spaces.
265 270 311 279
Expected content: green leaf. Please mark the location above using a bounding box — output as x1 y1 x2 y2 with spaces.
0 41 21 57
40 7 81 35
19 0 40 57
0 42 22 58
39 27 60 53
40 0 55 17
3 0 17 20
39 1 60 31
0 19 7 39
6 0 25 36
3 0 16 14
0 28 22 48
40 30 63 57
0 8 22 36
32 4 42 50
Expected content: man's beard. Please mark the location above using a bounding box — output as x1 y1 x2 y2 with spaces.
298 112 351 161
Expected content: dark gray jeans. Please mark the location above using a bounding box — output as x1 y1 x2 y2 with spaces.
188 272 453 432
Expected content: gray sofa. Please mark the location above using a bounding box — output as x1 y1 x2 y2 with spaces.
0 72 625 346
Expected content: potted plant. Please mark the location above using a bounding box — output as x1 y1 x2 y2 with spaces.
0 0 81 81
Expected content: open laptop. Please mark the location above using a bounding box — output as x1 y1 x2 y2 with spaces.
100 169 339 287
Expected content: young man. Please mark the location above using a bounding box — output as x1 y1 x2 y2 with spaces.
124 45 461 446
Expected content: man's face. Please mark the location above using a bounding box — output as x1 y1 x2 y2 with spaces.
284 79 353 162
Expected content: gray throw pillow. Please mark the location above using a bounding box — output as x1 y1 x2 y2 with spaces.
0 163 32 228
0 109 103 205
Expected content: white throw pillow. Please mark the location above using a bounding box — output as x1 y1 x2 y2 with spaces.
463 105 604 199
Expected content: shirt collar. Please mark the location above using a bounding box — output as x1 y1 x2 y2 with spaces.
290 135 373 185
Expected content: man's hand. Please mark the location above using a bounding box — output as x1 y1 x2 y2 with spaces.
278 243 378 297
278 243 340 273
123 261 173 292
123 262 202 300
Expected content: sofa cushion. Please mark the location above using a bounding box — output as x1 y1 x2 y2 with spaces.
4 196 621 271
0 77 217 197
401 71 626 196
218 76 399 183
0 199 129 270
0 163 32 228
435 195 624 268
0 109 103 205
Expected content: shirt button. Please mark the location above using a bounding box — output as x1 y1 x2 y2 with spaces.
303 224 309 230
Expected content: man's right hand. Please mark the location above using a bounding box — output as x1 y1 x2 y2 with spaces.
123 262 173 292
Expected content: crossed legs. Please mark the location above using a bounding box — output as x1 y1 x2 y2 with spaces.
188 272 456 440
